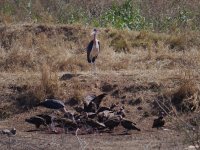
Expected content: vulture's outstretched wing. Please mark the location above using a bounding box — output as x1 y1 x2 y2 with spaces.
92 93 107 108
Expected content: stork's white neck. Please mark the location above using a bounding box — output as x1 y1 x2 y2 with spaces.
93 33 97 41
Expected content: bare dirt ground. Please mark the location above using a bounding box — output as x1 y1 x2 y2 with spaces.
0 71 193 150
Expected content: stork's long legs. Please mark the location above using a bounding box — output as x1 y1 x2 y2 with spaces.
93 62 96 75
90 63 96 75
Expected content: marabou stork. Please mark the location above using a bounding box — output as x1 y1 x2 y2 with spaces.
87 28 100 74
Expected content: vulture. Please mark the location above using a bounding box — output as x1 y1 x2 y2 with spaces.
25 116 47 129
115 106 126 118
121 118 141 133
84 101 97 113
84 93 107 112
38 99 67 113
64 111 75 120
1 128 16 136
92 93 107 109
104 116 121 131
84 112 97 119
85 118 106 129
98 110 115 122
152 113 165 129
55 118 78 129
37 114 53 125
73 106 84 113
96 103 117 114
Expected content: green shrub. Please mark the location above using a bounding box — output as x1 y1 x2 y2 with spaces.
99 0 150 30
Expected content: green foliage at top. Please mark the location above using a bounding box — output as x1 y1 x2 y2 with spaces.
1 3 14 15
98 0 151 30
0 0 199 32
152 9 194 31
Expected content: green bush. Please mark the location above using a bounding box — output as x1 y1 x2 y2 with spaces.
99 0 150 30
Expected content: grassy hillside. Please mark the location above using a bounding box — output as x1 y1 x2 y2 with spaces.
0 24 199 73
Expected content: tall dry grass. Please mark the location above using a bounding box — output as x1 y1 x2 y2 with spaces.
0 24 199 73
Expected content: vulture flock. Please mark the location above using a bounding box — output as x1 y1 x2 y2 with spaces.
25 93 166 135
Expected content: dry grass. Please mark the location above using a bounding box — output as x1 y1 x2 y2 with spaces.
0 24 199 73
172 80 200 112
15 63 64 110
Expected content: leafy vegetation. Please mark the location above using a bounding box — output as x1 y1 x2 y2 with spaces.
0 0 199 32
98 0 150 30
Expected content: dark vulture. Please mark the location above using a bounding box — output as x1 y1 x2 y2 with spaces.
73 106 84 113
25 116 47 128
55 118 78 129
64 111 75 120
36 114 53 125
152 114 165 129
85 118 106 129
104 116 121 131
96 103 117 114
92 93 107 109
38 99 67 113
84 101 97 113
121 118 141 133
83 93 107 113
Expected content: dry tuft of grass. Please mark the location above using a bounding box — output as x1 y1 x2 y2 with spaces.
69 78 84 105
109 31 130 53
172 80 200 112
58 55 89 72
16 63 63 110
0 105 12 119
40 63 61 99
166 35 186 50
0 24 199 73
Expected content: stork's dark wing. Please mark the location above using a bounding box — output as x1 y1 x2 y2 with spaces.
92 93 107 108
98 41 100 52
87 40 94 63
